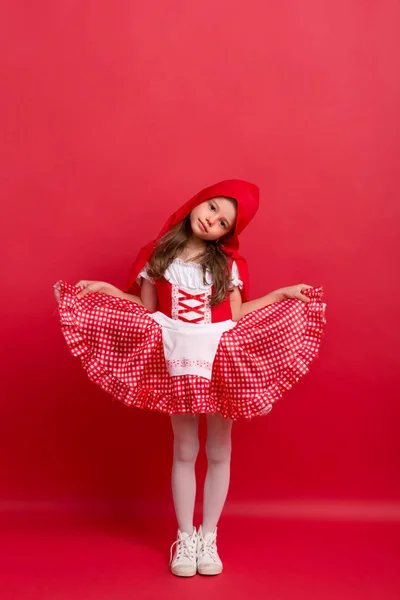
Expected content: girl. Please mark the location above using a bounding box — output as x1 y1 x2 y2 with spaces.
53 179 326 578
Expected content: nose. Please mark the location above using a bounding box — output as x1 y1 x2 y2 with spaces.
206 216 214 227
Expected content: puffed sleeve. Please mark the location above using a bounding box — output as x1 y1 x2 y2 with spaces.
231 261 243 289
136 263 155 286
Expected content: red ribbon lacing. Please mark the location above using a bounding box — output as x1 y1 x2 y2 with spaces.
177 289 207 324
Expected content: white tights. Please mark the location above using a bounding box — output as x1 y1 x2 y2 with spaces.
170 413 233 536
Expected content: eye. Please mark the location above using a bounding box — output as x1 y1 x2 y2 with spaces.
209 203 216 211
219 221 227 228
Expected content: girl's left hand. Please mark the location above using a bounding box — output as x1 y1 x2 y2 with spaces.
275 284 313 303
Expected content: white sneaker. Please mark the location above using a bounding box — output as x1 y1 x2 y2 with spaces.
197 525 223 575
169 527 197 577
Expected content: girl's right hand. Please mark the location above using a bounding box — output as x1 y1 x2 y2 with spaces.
75 280 123 299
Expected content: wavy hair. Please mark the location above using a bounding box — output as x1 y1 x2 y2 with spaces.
147 208 236 306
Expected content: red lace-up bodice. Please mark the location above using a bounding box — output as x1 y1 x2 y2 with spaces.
154 278 233 323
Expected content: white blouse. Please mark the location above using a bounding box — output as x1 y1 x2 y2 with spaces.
137 258 243 291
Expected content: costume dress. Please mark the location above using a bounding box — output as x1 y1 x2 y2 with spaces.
54 180 326 421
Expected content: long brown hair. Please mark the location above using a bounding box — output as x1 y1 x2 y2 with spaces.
147 211 236 306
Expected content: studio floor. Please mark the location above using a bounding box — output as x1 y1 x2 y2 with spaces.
2 505 399 600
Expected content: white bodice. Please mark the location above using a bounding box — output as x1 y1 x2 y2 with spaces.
137 258 243 291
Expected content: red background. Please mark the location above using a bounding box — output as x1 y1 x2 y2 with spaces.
1 0 399 526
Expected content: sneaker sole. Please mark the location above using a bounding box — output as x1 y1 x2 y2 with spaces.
170 565 197 577
197 564 223 576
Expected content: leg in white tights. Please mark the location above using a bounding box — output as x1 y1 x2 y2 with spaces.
170 414 200 535
202 413 233 534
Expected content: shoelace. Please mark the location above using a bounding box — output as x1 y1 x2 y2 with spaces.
169 533 196 566
199 531 219 562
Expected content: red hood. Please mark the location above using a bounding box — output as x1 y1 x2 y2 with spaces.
126 179 260 301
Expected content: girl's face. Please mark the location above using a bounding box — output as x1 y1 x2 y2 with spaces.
189 196 237 242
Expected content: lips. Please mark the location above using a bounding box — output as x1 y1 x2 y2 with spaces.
198 219 208 233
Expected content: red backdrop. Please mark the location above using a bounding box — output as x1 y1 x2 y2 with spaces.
1 1 399 512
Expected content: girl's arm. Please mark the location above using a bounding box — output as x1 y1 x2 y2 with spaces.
230 287 278 321
75 279 158 311
230 284 312 321
133 278 158 311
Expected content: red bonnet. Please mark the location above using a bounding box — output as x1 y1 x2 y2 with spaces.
126 179 259 301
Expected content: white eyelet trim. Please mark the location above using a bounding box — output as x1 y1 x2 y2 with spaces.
138 259 242 290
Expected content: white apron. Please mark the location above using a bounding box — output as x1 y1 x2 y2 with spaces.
149 311 236 380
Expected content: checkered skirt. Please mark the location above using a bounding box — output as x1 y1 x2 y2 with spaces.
54 281 326 421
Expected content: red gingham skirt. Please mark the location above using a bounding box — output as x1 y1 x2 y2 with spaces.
54 281 326 421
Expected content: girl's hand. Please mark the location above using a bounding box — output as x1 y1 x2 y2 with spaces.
275 283 313 303
75 280 123 299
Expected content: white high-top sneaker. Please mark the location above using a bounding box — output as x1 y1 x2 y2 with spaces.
169 527 198 577
197 525 223 575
